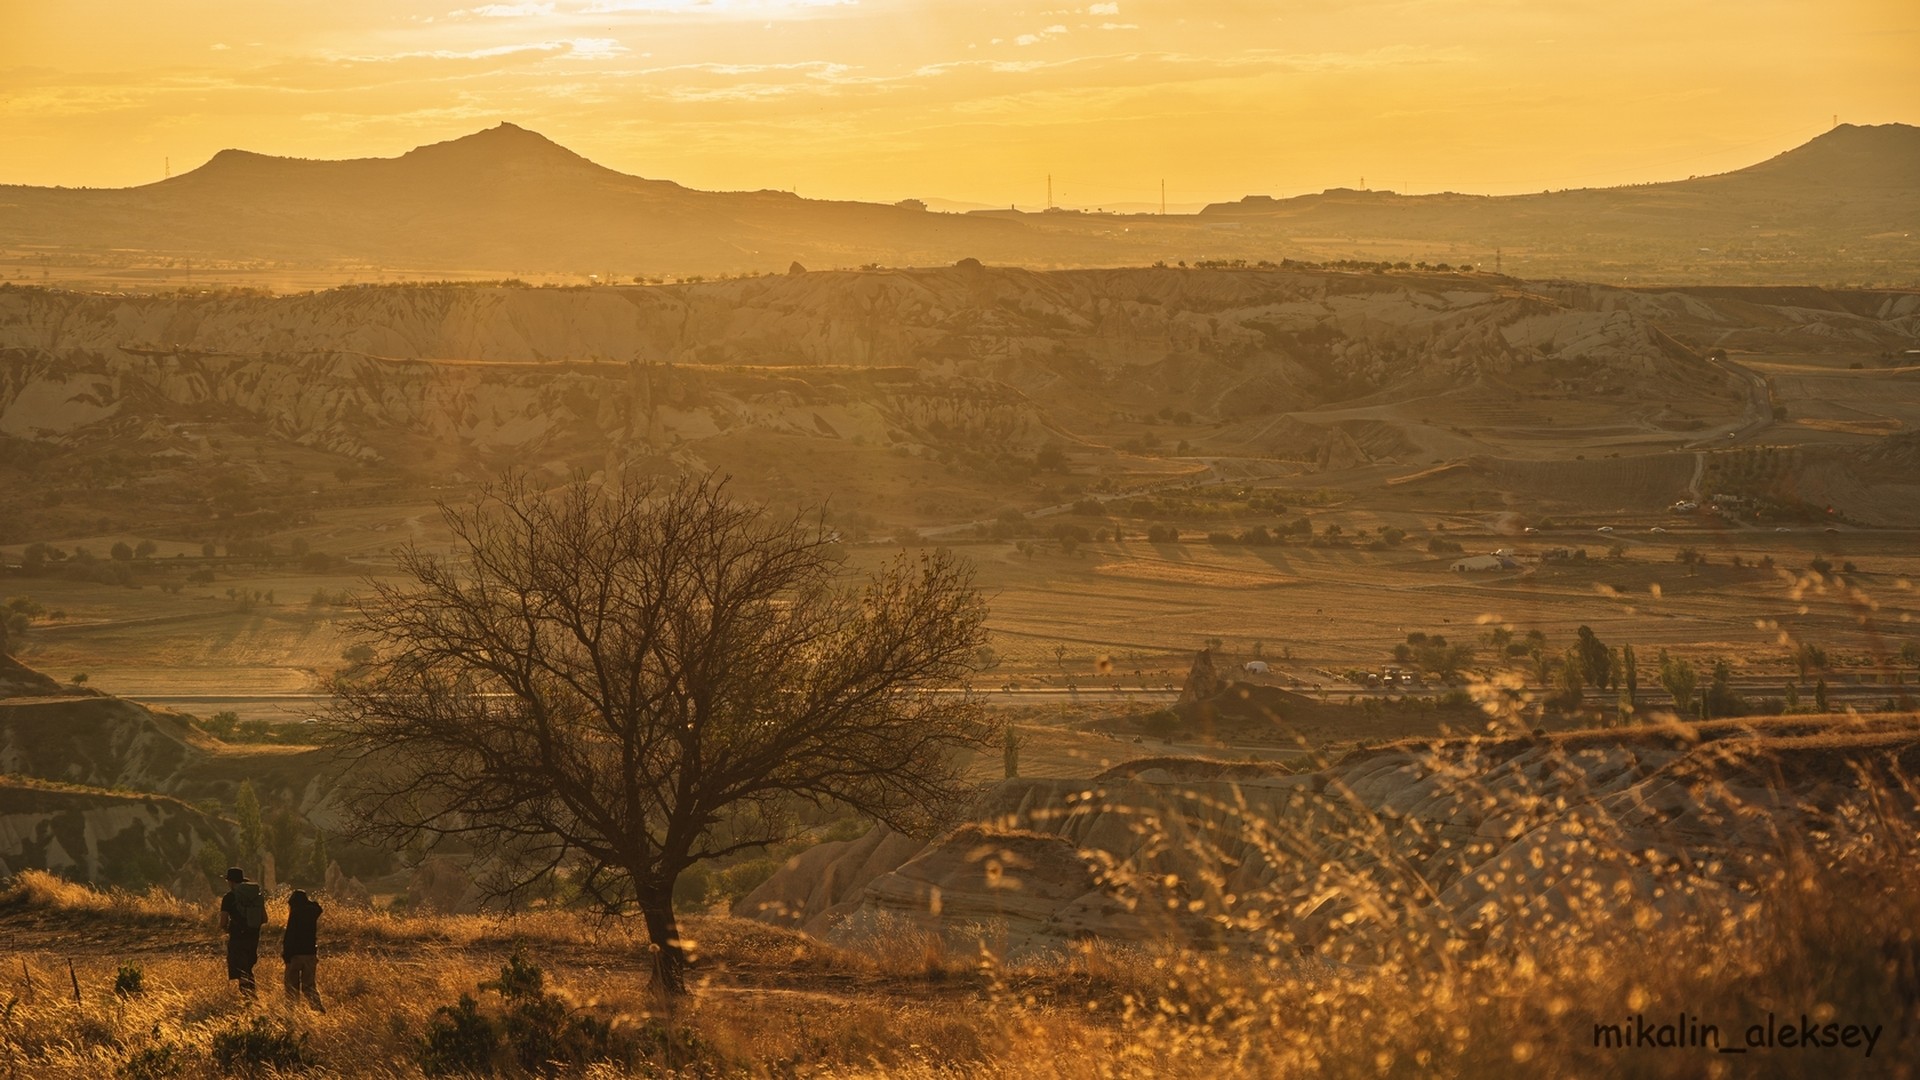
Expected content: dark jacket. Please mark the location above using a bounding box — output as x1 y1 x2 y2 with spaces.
281 891 323 959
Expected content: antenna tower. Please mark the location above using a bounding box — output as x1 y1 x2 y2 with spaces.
1047 174 1053 209
1161 179 1166 215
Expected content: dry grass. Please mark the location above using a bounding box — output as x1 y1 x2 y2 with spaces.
6 729 1918 1078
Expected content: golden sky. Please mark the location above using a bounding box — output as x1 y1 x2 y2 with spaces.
2 0 1914 207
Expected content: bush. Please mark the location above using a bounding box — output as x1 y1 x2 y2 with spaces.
119 1040 185 1080
210 1015 313 1076
113 962 144 996
422 955 632 1077
420 994 499 1077
1143 710 1180 740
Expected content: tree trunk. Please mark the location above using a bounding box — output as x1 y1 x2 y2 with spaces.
639 887 688 998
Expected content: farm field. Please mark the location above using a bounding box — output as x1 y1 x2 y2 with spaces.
8 522 1917 725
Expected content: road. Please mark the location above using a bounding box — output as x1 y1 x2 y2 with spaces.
1686 351 1774 449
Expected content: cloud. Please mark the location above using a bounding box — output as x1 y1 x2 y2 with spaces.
335 38 628 63
563 38 630 59
579 0 858 13
448 2 558 15
1087 2 1119 13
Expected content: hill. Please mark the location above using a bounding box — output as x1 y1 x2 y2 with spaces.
0 651 356 895
1198 123 1920 283
2 267 1916 551
1 123 1915 284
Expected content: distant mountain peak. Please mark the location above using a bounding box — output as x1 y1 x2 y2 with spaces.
400 122 596 169
1728 121 1920 188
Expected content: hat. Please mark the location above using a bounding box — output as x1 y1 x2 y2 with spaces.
226 867 245 883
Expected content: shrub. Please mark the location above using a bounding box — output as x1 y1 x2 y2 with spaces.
210 1015 312 1076
113 962 144 996
419 995 498 1077
119 1038 185 1080
423 955 633 1077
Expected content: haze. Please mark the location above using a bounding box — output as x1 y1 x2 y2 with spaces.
4 0 1915 206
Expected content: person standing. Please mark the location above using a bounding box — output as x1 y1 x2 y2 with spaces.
281 889 325 1011
218 867 268 997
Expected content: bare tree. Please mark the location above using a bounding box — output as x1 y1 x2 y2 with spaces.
332 474 990 995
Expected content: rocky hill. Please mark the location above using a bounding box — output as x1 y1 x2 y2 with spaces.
0 777 230 896
0 691 209 794
5 267 1916 534
0 651 350 895
737 714 1920 957
0 268 1740 470
0 659 233 893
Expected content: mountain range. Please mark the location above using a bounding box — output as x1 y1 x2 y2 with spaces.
1 122 1915 283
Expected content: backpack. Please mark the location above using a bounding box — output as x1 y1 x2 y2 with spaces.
231 882 268 932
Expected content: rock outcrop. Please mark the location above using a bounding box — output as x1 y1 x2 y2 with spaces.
0 777 230 893
0 657 347 894
0 268 1750 473
1176 649 1224 704
0 692 208 795
403 855 485 914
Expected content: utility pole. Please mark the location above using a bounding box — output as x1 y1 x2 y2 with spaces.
1160 179 1166 215
1047 174 1053 210
164 156 170 179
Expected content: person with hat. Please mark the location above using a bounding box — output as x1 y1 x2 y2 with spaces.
217 866 268 997
280 889 325 1011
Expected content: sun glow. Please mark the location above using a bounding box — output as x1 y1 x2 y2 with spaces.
1 0 1913 205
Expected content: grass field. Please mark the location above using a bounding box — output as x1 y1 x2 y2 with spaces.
5 737 1916 1078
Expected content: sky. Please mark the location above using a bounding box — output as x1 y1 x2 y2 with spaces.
2 0 1915 208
